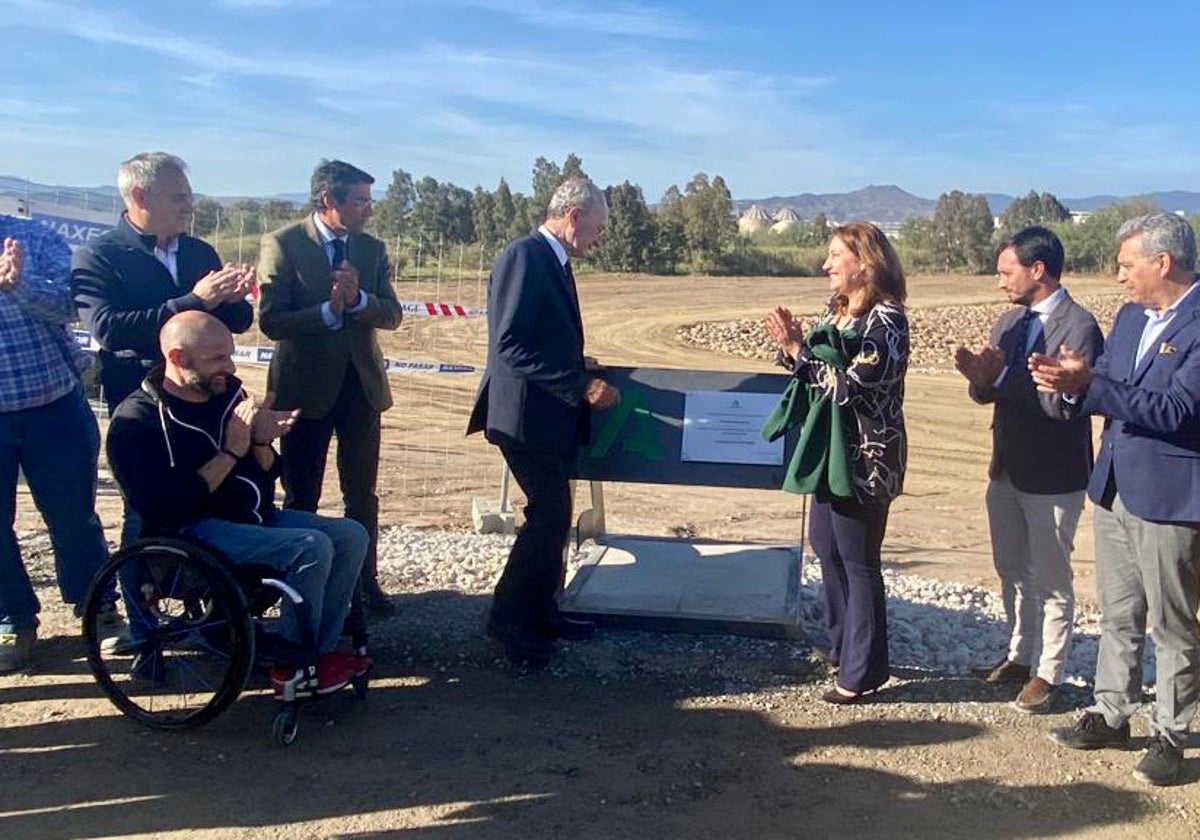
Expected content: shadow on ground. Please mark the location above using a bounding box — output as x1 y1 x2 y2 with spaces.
0 590 1159 839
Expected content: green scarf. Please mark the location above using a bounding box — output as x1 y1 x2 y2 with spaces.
760 322 857 498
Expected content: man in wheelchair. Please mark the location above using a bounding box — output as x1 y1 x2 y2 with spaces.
106 311 370 696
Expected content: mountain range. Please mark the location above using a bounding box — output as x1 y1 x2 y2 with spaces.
735 185 1200 223
3 174 1198 224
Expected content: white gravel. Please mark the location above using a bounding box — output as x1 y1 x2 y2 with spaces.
374 525 1155 689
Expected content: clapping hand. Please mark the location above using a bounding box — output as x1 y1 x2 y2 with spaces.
195 263 256 309
331 261 361 312
0 238 23 291
1028 347 1092 396
764 306 805 360
954 345 1005 389
250 393 299 444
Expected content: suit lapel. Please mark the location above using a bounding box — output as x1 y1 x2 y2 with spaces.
301 216 336 290
1131 291 1200 384
532 233 583 339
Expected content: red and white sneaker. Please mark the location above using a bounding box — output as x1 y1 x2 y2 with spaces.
270 664 317 701
314 653 357 694
324 649 373 677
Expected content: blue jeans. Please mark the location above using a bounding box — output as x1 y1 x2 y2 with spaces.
181 510 367 654
0 387 109 631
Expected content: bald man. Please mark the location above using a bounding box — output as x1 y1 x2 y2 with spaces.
106 311 369 692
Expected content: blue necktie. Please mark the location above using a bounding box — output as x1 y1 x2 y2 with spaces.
1010 309 1036 365
330 237 346 267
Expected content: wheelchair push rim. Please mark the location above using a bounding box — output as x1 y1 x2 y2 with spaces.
82 539 256 730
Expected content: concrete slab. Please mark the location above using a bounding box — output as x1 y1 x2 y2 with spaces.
559 535 803 639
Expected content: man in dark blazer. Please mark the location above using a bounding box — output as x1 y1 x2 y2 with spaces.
258 160 402 617
955 226 1103 715
467 177 619 667
1033 212 1200 786
72 151 255 549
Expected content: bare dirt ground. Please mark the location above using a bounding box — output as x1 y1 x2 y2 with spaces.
5 270 1200 839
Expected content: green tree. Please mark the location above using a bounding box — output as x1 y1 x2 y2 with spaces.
680 173 736 271
1054 199 1158 274
999 190 1070 236
372 169 415 242
531 156 562 219
191 197 222 237
409 177 475 245
493 178 517 239
592 181 656 272
231 199 262 235
652 185 687 274
561 153 587 181
259 199 299 234
931 190 994 272
472 187 499 252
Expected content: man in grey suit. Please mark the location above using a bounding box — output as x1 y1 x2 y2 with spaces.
956 226 1103 714
1034 212 1200 786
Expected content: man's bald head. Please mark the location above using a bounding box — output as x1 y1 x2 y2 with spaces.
160 310 230 357
161 311 236 399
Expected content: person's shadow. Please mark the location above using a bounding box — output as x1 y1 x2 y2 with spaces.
0 589 1162 840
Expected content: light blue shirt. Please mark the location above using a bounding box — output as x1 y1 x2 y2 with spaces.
312 213 368 330
1134 279 1200 369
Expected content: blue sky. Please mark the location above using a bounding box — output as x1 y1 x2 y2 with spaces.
6 0 1199 202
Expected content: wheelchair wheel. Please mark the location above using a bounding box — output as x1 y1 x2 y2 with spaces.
82 538 255 730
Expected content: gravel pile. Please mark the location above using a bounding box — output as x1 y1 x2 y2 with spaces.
677 295 1126 374
373 526 1154 690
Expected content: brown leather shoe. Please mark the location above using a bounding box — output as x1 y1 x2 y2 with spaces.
1014 676 1055 714
974 657 1031 684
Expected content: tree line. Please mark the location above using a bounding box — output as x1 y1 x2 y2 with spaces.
193 158 1200 277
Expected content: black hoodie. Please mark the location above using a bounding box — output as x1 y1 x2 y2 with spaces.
107 368 281 532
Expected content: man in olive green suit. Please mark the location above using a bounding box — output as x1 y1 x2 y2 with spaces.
258 160 402 616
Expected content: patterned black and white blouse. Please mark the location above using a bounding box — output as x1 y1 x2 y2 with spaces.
785 297 909 504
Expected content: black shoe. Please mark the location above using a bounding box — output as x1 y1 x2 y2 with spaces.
486 617 556 669
363 582 398 618
1049 712 1131 751
542 616 597 642
1133 735 1184 786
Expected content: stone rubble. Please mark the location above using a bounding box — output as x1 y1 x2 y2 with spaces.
676 295 1126 374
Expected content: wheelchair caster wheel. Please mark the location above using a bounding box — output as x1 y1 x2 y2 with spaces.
272 709 299 747
352 673 369 700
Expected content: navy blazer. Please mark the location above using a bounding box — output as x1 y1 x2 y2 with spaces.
971 290 1103 494
71 215 253 411
1081 280 1200 522
466 232 590 456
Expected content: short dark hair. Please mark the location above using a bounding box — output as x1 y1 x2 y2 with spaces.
310 159 374 205
996 225 1065 281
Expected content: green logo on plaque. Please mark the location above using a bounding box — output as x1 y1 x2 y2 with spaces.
588 389 662 460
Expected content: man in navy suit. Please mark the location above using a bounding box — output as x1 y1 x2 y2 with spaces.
467 177 619 667
1032 212 1200 786
73 151 255 550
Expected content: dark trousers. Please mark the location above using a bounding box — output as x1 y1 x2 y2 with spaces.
809 496 891 693
280 365 381 585
493 443 572 634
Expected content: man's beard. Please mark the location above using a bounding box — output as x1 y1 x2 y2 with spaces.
182 370 227 396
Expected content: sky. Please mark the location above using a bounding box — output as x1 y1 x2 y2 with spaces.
5 0 1200 202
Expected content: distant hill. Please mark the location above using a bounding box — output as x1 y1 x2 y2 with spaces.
735 185 1200 223
4 174 1198 223
0 175 303 213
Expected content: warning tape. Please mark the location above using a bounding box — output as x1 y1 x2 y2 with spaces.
72 330 478 375
399 300 486 318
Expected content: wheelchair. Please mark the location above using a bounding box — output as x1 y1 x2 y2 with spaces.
80 535 370 747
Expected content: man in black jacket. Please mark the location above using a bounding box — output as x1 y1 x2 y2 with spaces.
72 151 255 548
106 311 368 691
